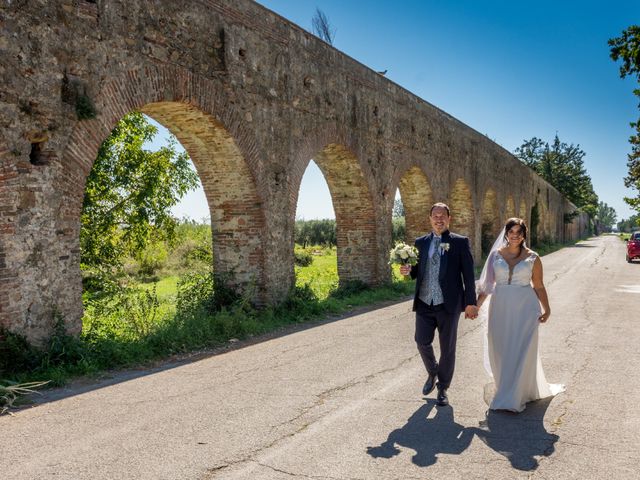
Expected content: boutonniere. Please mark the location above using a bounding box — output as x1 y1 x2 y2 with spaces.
440 242 450 253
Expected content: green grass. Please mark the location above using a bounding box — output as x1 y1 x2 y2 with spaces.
620 233 632 241
1 246 415 391
295 249 338 298
141 275 179 299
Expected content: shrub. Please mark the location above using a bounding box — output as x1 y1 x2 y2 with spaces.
84 283 161 341
176 271 216 319
175 271 242 320
294 248 313 267
136 241 168 277
0 328 42 377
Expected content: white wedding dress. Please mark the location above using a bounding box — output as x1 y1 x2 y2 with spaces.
485 251 564 412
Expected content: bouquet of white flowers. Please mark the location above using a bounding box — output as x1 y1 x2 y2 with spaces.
389 242 419 266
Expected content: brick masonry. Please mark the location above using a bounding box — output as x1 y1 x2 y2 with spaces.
0 0 588 343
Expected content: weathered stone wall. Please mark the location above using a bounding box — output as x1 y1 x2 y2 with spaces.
0 0 589 343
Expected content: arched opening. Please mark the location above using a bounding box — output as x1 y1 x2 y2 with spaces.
391 189 406 245
140 102 264 291
449 179 474 241
292 144 377 290
74 102 264 340
397 166 433 243
481 189 500 256
293 160 337 297
79 112 211 277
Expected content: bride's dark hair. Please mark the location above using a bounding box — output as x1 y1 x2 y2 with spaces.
503 217 527 253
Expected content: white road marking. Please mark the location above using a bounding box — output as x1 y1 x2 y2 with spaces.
614 285 640 294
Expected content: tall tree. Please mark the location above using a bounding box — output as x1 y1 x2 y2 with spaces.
81 112 199 270
617 213 640 232
294 219 337 247
609 26 640 213
392 198 405 218
515 135 598 215
312 8 336 45
596 201 617 230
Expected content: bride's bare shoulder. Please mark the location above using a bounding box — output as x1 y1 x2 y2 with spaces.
524 247 539 258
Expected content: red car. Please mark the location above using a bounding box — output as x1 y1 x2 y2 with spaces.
627 232 640 263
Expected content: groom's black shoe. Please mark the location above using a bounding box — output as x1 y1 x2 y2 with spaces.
422 372 437 396
436 387 449 406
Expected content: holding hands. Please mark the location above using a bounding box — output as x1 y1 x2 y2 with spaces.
464 305 479 319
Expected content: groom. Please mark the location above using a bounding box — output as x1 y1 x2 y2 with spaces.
400 203 478 406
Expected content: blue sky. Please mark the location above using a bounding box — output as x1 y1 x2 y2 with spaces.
166 0 640 222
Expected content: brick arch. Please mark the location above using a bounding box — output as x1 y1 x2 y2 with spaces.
59 66 266 333
288 125 342 226
141 103 265 291
292 143 378 285
397 166 433 242
288 125 379 219
481 188 501 256
449 178 474 239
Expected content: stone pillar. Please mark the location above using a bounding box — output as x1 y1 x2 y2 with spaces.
0 145 85 344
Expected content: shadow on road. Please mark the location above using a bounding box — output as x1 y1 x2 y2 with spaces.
366 400 473 467
474 397 559 470
367 397 558 471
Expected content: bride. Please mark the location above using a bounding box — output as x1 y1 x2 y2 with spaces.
476 217 564 413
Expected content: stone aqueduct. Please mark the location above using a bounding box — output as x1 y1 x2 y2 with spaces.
0 0 588 343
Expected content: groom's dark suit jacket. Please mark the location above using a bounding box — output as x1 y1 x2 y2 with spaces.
409 230 477 314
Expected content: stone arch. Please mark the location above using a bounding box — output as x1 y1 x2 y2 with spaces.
481 188 501 256
506 195 516 219
397 166 433 243
449 178 474 239
57 66 266 337
141 103 264 289
304 144 378 285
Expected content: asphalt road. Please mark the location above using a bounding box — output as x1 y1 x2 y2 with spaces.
2 234 639 479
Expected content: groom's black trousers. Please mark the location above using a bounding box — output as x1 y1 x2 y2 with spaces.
414 299 460 390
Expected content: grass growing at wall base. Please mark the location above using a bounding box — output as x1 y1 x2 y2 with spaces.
0 267 414 390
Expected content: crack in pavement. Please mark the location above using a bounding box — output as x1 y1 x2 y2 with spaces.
254 460 367 480
203 356 417 478
269 356 416 432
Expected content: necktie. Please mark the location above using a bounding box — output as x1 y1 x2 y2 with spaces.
431 237 441 259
